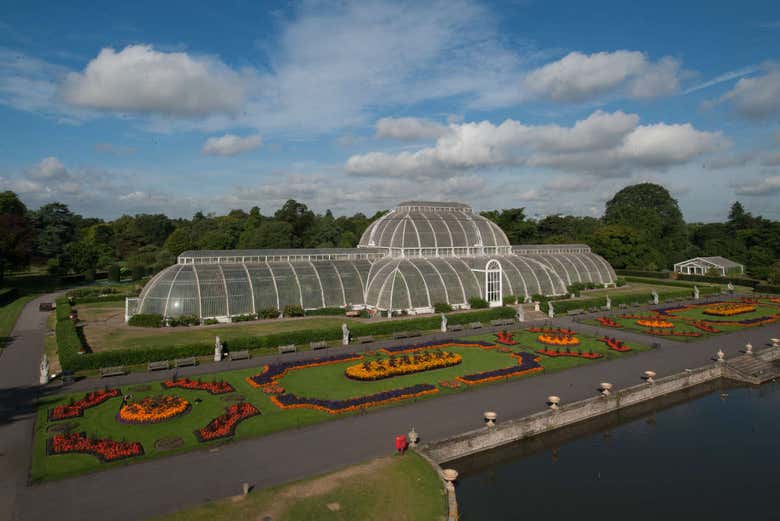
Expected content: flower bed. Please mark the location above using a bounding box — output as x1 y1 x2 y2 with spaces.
495 331 517 345
381 340 494 355
598 337 631 352
457 352 543 385
536 348 602 359
596 317 622 328
527 327 576 335
688 320 721 333
345 350 461 381
438 379 463 389
194 402 261 442
161 378 235 395
704 303 756 316
117 396 190 424
270 384 439 414
49 389 120 421
537 333 580 347
636 318 674 328
47 432 143 462
246 353 362 388
261 383 285 395
645 329 701 337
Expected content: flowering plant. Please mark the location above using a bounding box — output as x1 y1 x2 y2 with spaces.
48 432 143 462
704 303 756 316
527 327 576 335
118 395 190 424
636 318 674 328
495 331 517 345
271 384 438 414
536 348 602 359
457 353 543 385
194 402 261 442
345 350 461 381
537 333 580 347
261 383 284 394
596 317 622 328
246 354 361 388
49 389 120 421
162 378 235 395
598 337 631 352
688 320 720 333
438 379 463 389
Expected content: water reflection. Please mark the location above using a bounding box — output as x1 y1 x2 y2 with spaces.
451 380 780 521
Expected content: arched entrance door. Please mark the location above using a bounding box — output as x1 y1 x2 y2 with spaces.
485 259 503 307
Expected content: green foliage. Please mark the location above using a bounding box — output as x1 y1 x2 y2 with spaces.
0 191 33 282
615 269 672 279
127 314 163 328
169 315 200 327
108 264 121 282
501 295 517 306
283 304 305 317
0 287 19 306
258 306 279 319
230 314 257 323
203 318 219 325
566 282 597 296
467 297 489 309
304 307 347 316
676 273 761 288
615 277 626 287
433 302 453 313
755 284 780 294
768 261 780 285
128 263 146 281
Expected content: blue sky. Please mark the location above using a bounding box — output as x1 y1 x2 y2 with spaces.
1 0 779 221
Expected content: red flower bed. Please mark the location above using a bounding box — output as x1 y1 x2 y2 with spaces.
645 329 701 337
598 337 631 352
536 348 602 359
596 317 622 328
49 389 120 421
162 378 235 395
194 402 261 442
527 327 576 335
261 383 284 394
495 331 517 345
47 432 143 462
688 320 721 333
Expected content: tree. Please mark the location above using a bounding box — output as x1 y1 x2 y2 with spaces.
64 240 100 275
591 225 656 269
768 261 780 285
33 202 76 258
164 228 193 256
274 200 314 247
0 191 33 281
480 208 538 244
237 220 295 249
604 183 687 268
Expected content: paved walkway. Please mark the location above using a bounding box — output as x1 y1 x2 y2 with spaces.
4 294 780 521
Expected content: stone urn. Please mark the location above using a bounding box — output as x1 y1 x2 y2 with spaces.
547 395 561 410
716 349 725 362
643 370 656 384
483 411 497 427
599 382 613 397
745 342 753 355
771 338 780 348
441 468 459 491
408 427 419 448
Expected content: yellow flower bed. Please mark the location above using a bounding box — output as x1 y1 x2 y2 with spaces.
703 303 756 316
345 350 462 381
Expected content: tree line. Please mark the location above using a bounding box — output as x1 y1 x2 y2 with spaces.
1 183 778 284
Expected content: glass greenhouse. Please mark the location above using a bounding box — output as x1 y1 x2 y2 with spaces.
127 201 616 321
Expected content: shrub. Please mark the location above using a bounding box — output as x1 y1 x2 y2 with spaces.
502 295 517 306
0 287 19 306
304 307 347 316
755 284 780 294
127 314 163 328
169 314 200 327
468 297 489 309
615 269 672 279
259 306 279 319
615 277 626 287
230 314 257 323
203 318 219 325
108 264 121 282
283 304 304 317
128 263 146 281
433 302 453 313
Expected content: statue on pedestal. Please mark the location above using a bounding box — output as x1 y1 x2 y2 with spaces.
605 296 611 310
516 304 524 322
214 336 223 362
440 313 447 332
342 323 350 346
651 290 659 305
693 285 700 299
547 302 555 319
39 354 50 385
533 301 540 312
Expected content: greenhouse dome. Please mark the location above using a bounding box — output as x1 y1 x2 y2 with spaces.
127 201 617 321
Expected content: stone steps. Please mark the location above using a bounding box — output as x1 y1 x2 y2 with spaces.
725 355 779 384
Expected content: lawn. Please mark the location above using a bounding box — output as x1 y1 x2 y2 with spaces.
0 294 36 349
583 297 780 341
154 453 446 521
33 327 647 482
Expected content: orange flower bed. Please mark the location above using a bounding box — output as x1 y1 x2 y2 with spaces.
345 350 461 381
704 303 756 316
527 327 576 335
537 333 580 347
118 395 190 424
596 317 622 328
636 318 674 328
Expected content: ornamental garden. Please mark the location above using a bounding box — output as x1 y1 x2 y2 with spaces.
33 326 648 481
585 297 780 341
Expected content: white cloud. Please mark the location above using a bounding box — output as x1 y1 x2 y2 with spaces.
346 110 726 178
375 117 449 140
523 51 681 102
59 45 247 117
710 65 780 120
202 134 263 156
28 156 69 180
734 176 780 196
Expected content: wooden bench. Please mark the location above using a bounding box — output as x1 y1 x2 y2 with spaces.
278 344 297 354
174 356 197 368
39 302 54 311
490 319 504 326
61 370 75 384
468 322 483 330
448 324 464 332
310 341 329 350
566 308 585 316
618 303 628 310
229 350 250 361
147 360 170 372
357 335 375 344
100 366 126 378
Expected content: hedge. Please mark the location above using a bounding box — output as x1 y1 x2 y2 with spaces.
0 287 19 306
304 307 349 316
127 314 163 328
622 276 716 288
615 269 672 279
539 287 721 314
56 306 516 371
676 274 761 288
755 284 780 294
70 294 129 305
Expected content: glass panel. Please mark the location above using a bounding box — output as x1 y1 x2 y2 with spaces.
222 264 253 316
246 264 279 311
333 261 364 307
195 265 227 317
166 265 199 317
291 262 324 309
312 261 345 307
267 262 301 310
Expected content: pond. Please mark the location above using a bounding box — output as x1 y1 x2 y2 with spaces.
452 379 780 521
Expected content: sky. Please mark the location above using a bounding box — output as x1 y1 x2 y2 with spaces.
1 0 779 222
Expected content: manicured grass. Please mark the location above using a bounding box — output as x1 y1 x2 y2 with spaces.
33 327 647 482
584 298 780 341
154 453 446 521
0 294 36 349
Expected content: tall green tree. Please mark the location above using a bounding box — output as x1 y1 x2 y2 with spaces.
0 191 33 281
33 202 77 258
